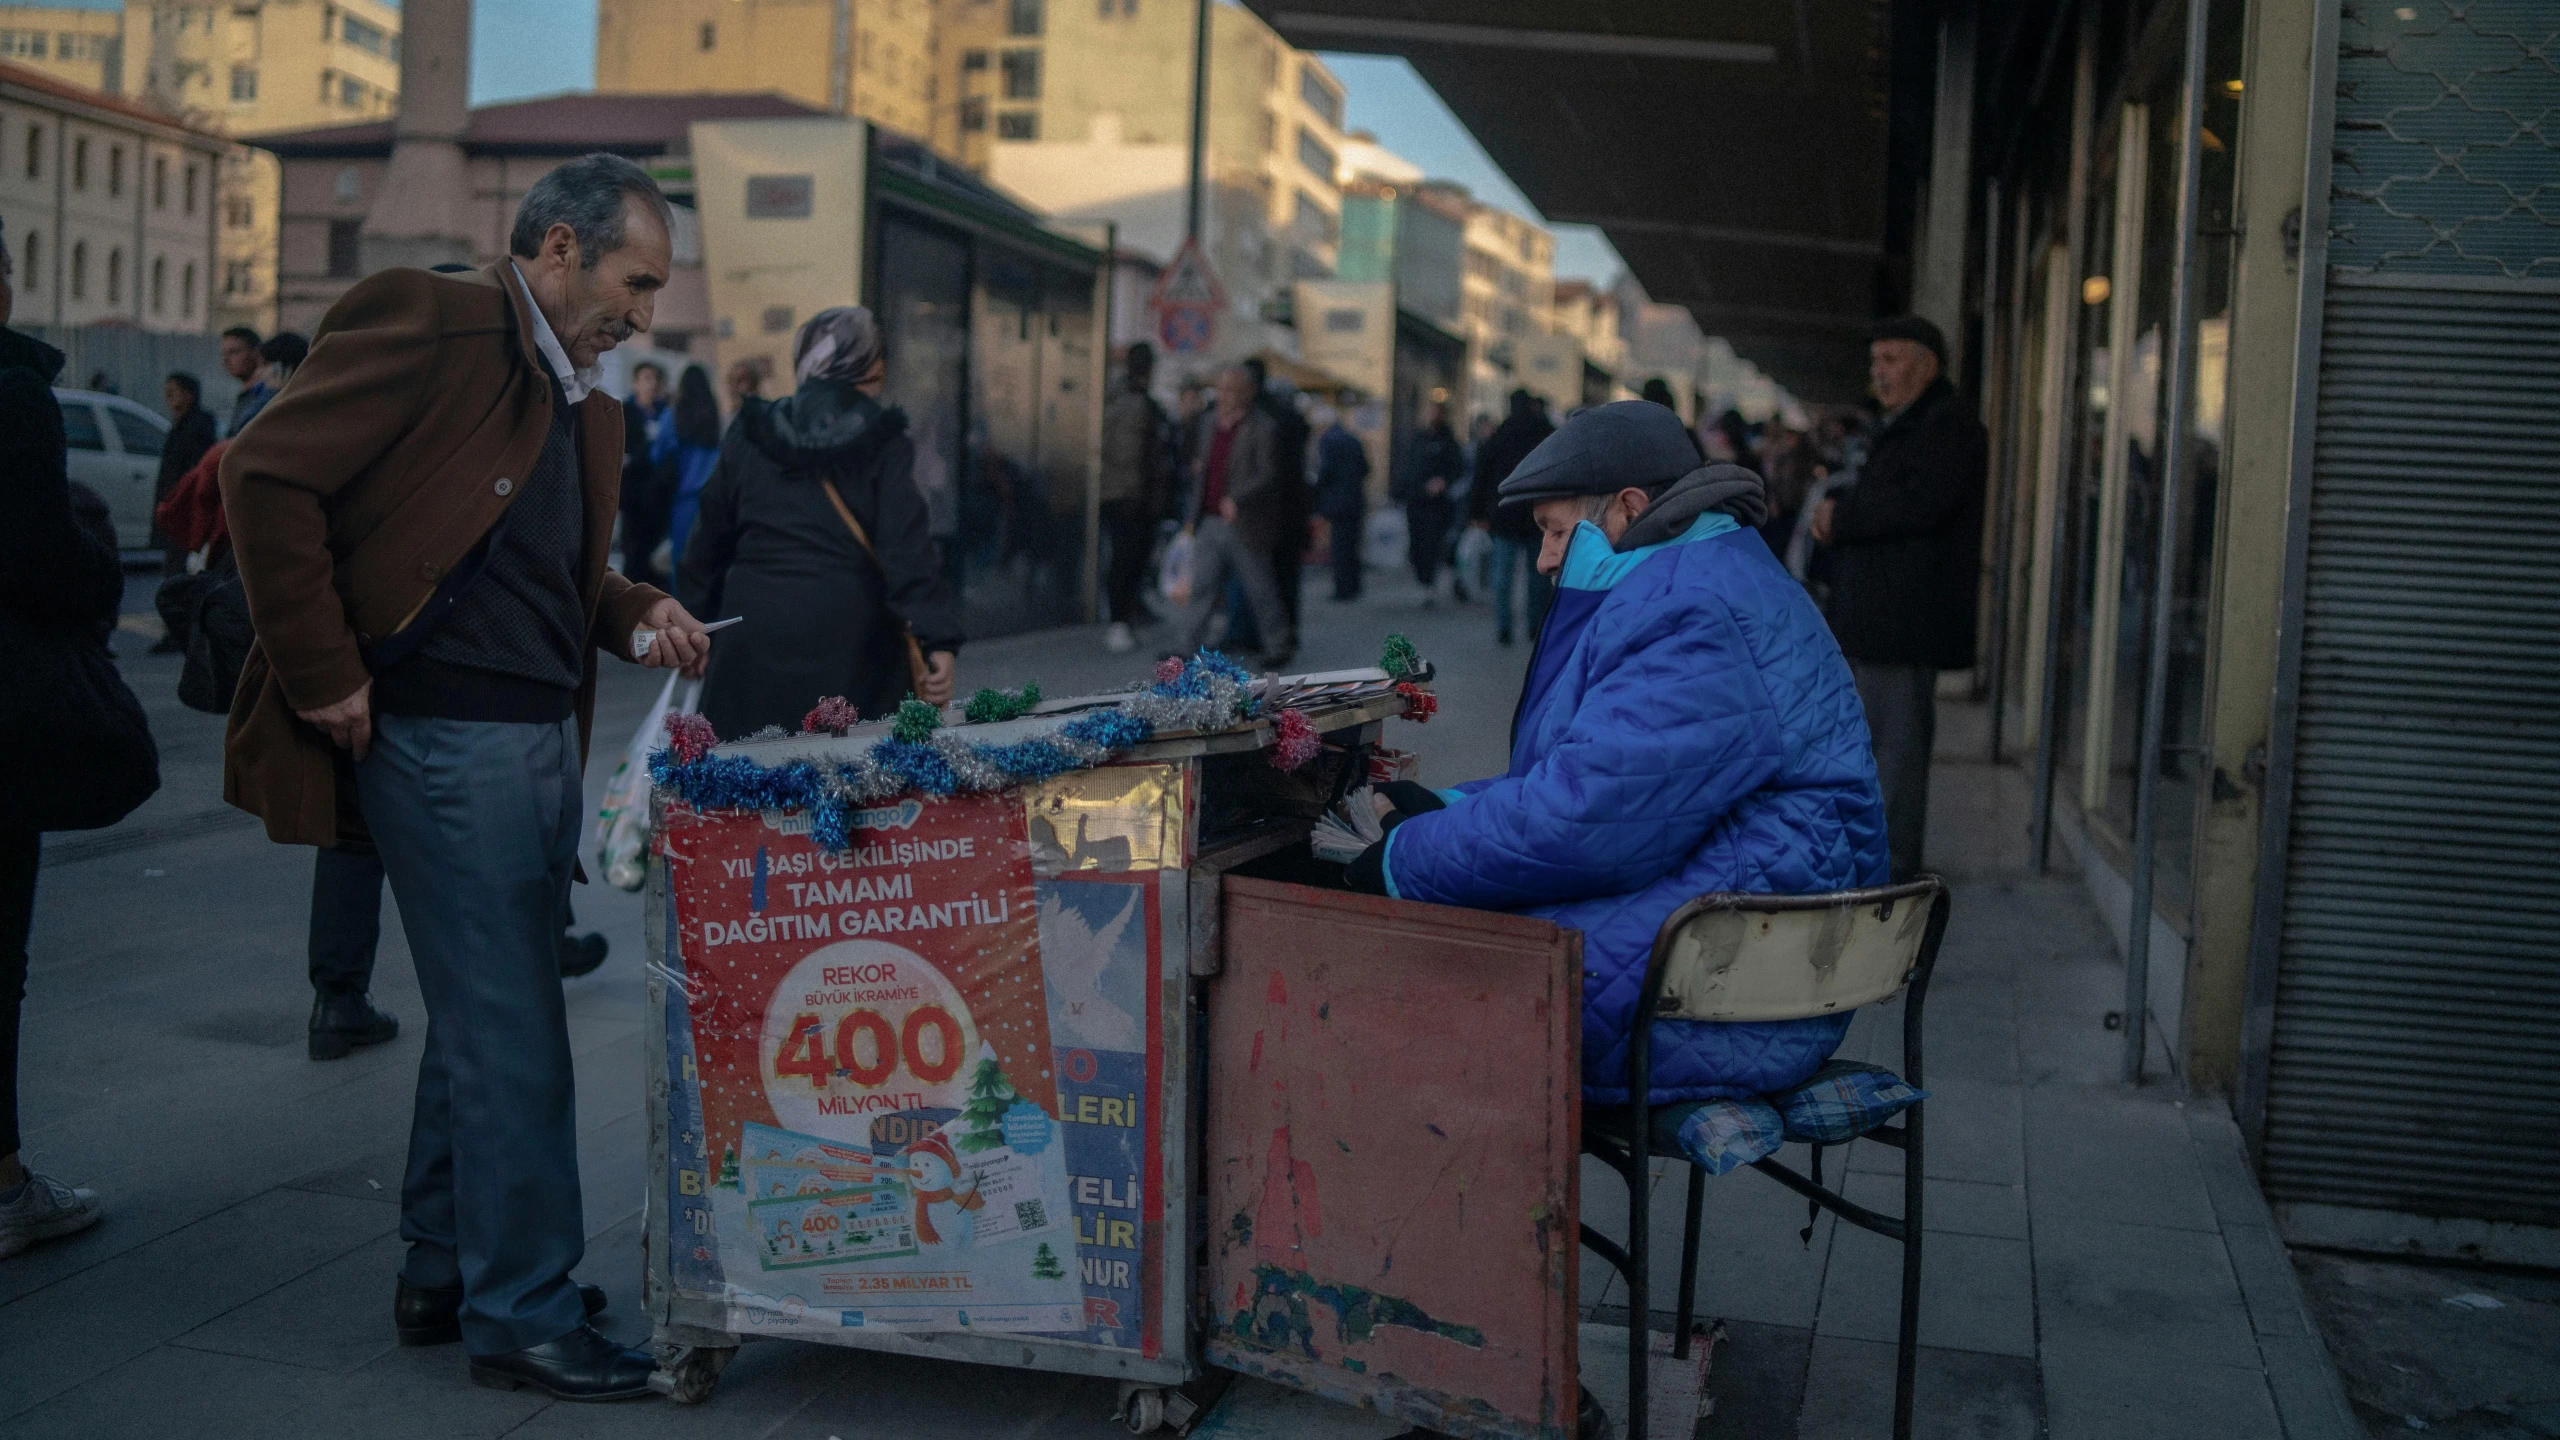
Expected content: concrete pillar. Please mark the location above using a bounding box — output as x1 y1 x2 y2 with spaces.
1911 1 1975 378
362 0 476 273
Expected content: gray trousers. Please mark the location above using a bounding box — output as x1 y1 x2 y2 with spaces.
356 713 588 1355
1852 660 1937 881
1179 516 1294 657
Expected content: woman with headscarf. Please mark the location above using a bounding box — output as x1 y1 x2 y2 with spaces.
677 308 962 738
662 364 723 563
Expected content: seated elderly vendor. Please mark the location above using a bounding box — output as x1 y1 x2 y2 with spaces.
1347 400 1889 1104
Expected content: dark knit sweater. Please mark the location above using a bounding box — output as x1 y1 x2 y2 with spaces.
374 387 587 722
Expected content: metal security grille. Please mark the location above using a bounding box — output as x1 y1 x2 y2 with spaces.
2329 1 2560 279
2259 5 2560 1228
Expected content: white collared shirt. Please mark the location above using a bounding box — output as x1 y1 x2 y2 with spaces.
508 261 601 405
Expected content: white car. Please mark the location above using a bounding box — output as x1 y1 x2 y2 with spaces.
53 387 172 551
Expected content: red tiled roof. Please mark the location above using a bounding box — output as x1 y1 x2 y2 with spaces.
0 58 228 144
255 91 830 157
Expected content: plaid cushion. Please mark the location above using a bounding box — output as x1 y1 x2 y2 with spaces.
1772 1061 1927 1144
1664 1099 1787 1176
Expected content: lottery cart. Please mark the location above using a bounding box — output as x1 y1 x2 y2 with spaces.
638 672 1407 1410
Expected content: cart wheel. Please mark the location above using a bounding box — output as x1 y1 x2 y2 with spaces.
1122 1387 1168 1434
649 1344 735 1405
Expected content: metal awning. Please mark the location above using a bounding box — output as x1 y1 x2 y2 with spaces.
1244 3 1906 403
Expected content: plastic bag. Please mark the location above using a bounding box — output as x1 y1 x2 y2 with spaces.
1158 528 1195 608
595 671 703 891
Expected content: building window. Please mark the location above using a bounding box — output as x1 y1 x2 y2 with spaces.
231 64 257 101
151 255 166 312
1295 126 1334 182
961 48 988 70
1007 0 1041 37
999 48 1039 100
1258 109 1276 153
70 241 85 299
319 69 333 104
185 162 198 214
340 13 386 55
20 231 36 293
227 193 254 227
320 4 334 41
1293 188 1337 246
109 144 123 197
1299 67 1342 130
698 21 715 50
327 219 362 277
996 110 1037 141
0 28 46 59
959 98 987 132
1097 0 1137 14
106 247 123 304
73 136 88 190
22 123 38 180
340 74 367 108
225 259 253 295
154 155 168 209
182 260 195 316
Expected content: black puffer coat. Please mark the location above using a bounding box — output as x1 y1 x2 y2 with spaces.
1822 377 1987 669
676 381 963 737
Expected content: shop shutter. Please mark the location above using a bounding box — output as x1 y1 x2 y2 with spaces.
2259 280 2560 1224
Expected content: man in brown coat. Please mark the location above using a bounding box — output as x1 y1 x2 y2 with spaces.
220 154 711 1400
1175 364 1295 666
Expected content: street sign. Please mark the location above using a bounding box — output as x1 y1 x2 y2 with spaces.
1148 238 1225 356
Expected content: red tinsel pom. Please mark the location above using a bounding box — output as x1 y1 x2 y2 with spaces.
1395 683 1438 724
664 711 718 763
1269 708 1320 771
802 696 860 736
1154 655 1186 684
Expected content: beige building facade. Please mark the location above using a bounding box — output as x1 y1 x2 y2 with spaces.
0 57 224 331
595 0 939 148
0 0 402 333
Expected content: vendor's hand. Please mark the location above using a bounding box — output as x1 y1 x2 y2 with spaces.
1218 497 1238 524
1371 791 1395 822
636 597 711 678
297 679 374 762
1809 497 1837 544
919 650 957 706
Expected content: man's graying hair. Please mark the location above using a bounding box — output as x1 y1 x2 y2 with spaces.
508 153 672 269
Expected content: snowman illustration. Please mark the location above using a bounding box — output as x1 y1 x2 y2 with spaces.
901 1129 985 1249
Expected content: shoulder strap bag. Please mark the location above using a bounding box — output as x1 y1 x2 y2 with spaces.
817 476 932 698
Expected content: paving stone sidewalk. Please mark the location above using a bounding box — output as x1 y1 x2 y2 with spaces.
4 575 2361 1438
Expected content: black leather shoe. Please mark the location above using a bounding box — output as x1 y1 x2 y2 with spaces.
309 992 399 1061
557 930 609 979
468 1324 657 1401
396 1278 607 1347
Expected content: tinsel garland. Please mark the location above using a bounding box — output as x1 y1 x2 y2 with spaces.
892 698 943 744
1381 633 1420 679
1395 682 1438 724
1269 709 1319 771
802 696 861 736
650 649 1264 851
963 681 1043 724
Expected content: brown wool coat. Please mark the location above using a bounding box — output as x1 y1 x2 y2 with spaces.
219 261 667 847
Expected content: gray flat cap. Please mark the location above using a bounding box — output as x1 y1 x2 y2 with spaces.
1496 399 1703 508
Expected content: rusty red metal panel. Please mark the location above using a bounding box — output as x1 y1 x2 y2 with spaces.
1203 877 1581 1440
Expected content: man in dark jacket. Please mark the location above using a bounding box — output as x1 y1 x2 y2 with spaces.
151 372 221 648
619 360 671 586
1467 389 1555 644
1397 403 1465 604
1242 357 1311 630
1811 315 1987 879
1177 365 1294 666
1310 404 1370 601
1097 343 1169 653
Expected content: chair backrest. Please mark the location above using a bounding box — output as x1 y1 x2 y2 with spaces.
1648 879 1947 1023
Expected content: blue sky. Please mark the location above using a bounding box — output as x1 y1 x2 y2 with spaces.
461 4 1624 286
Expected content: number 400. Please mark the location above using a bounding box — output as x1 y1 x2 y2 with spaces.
774 1006 964 1089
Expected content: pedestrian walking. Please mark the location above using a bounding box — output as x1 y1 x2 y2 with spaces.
662 364 722 566
1175 366 1296 667
1397 402 1464 605
1243 357 1312 633
148 371 221 651
219 153 714 1397
678 306 961 736
1466 389 1555 645
219 327 275 435
1097 342 1171 654
1 223 160 1262
1311 404 1369 601
620 360 673 586
1809 315 1987 879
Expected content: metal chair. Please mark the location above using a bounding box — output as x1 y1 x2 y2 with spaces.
1579 877 1951 1440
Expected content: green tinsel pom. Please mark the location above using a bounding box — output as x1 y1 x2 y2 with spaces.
964 680 1043 725
893 698 944 745
1381 633 1419 679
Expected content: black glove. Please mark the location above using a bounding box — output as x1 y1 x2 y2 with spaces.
1341 783 1447 895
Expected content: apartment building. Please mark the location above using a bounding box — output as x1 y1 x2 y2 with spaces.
0 0 402 332
0 57 225 331
955 0 1344 372
594 0 939 145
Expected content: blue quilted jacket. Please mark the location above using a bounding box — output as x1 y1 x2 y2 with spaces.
1383 514 1889 1104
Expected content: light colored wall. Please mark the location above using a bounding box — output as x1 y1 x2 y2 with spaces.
0 89 220 331
596 0 939 148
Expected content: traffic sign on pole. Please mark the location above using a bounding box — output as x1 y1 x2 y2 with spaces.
1148 238 1225 356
